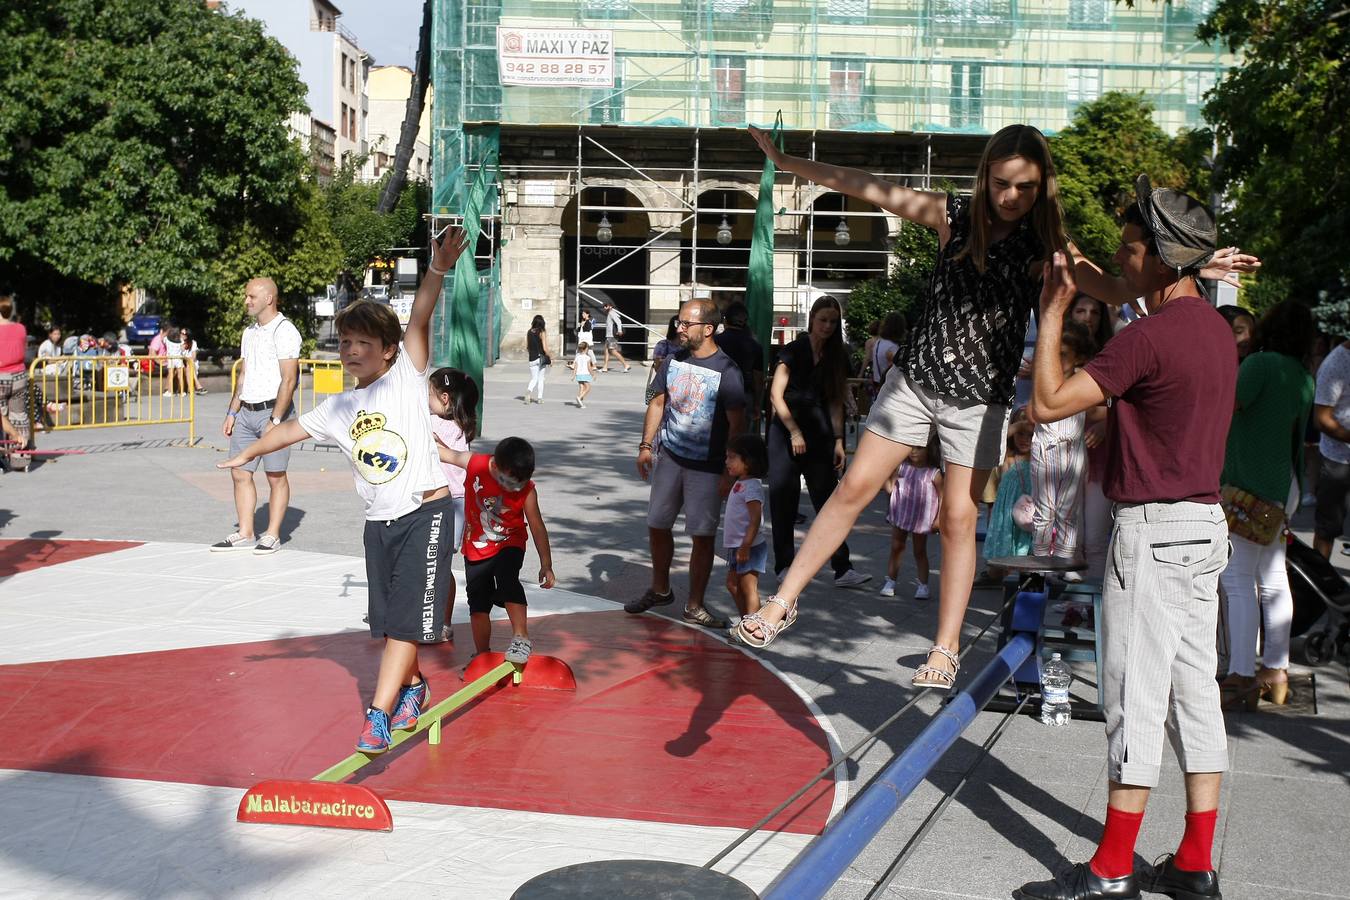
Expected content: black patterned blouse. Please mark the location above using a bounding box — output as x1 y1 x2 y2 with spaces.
899 192 1044 406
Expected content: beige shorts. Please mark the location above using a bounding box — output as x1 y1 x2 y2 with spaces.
1103 502 1230 786
865 369 1009 470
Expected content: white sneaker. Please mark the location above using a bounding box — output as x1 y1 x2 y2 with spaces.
504 635 533 665
879 578 896 597
1061 570 1083 583
834 569 873 589
914 582 931 601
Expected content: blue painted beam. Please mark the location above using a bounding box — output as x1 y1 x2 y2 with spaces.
762 633 1035 900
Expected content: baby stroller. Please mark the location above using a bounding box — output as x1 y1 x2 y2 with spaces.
1284 533 1350 666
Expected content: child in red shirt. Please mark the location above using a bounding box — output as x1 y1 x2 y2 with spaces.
438 436 554 663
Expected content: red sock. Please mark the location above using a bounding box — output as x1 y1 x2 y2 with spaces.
1089 806 1145 879
1173 809 1218 872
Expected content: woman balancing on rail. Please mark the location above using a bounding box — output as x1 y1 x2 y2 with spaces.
737 123 1260 690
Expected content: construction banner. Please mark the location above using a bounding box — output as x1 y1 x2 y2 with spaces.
747 111 784 374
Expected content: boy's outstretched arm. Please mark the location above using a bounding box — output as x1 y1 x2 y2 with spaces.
523 488 555 589
217 420 310 469
405 226 471 372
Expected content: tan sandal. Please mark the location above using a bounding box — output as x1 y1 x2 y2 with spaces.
912 644 960 690
735 595 798 648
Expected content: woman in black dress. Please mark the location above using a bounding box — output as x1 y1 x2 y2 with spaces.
766 296 870 588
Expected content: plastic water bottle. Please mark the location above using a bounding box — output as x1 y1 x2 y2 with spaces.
1040 653 1072 726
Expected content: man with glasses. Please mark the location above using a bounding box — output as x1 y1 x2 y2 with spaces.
629 299 746 628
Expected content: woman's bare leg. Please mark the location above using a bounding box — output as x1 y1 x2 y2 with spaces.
927 464 993 668
754 429 911 630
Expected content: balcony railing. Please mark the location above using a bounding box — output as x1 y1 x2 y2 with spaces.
927 0 1015 39
681 0 775 38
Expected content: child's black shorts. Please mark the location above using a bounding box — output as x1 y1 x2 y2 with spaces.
465 546 527 614
363 494 455 642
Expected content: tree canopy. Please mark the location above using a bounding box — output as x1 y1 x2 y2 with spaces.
1050 92 1211 270
1198 0 1349 326
0 0 312 326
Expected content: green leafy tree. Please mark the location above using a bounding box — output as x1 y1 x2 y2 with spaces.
1197 0 1350 325
325 161 429 278
0 0 310 332
1050 92 1211 269
199 182 342 352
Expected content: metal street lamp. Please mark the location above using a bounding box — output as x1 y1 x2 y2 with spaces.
596 211 613 244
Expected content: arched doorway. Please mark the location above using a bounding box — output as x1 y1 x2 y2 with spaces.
681 187 758 313
560 187 651 359
796 192 890 342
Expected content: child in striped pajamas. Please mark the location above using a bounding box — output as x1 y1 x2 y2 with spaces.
881 437 943 600
1031 322 1097 563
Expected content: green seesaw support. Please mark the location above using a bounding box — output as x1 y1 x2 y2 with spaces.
238 653 575 832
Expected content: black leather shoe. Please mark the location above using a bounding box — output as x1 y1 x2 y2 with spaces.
1148 854 1222 899
1014 862 1140 900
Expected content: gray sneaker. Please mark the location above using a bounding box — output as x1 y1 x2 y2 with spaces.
210 532 255 552
253 533 281 555
834 569 873 589
504 636 533 665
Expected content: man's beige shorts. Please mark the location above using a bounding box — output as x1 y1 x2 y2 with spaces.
865 369 1009 470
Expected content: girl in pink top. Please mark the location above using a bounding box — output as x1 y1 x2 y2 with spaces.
881 436 943 600
428 368 480 642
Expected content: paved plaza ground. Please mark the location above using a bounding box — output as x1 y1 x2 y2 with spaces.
1 362 1346 899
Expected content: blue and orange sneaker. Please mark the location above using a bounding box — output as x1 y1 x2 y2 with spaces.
356 706 392 754
390 677 430 731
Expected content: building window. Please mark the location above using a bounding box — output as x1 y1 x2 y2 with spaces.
583 0 630 14
1068 0 1110 27
712 55 746 126
340 102 349 138
1188 0 1217 16
950 62 983 129
826 0 869 22
1066 66 1102 106
341 53 349 89
349 58 358 91
349 107 358 141
1184 70 1217 107
829 57 865 129
588 71 624 124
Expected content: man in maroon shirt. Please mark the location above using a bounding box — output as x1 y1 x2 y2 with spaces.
1016 177 1235 900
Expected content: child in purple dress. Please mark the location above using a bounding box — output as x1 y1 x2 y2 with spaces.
881 437 943 600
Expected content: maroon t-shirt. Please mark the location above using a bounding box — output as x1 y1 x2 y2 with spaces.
1082 297 1236 504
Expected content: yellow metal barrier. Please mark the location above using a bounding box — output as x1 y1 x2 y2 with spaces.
229 358 354 419
29 355 196 444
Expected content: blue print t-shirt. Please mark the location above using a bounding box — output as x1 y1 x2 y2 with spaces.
653 347 747 474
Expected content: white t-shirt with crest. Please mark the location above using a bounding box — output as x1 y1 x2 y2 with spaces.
299 347 448 521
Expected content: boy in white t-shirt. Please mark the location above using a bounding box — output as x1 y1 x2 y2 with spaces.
219 228 471 754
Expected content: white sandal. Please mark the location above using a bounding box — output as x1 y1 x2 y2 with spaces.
912 644 960 690
735 595 799 648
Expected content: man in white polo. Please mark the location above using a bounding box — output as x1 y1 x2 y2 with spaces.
214 277 301 554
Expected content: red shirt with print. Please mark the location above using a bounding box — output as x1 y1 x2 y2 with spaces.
462 453 534 561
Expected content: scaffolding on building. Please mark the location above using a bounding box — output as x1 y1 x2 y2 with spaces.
430 0 1236 362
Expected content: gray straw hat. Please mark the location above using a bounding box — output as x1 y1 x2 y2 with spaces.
1134 174 1217 271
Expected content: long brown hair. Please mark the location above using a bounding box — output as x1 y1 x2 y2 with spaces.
808 295 848 407
955 124 1069 274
